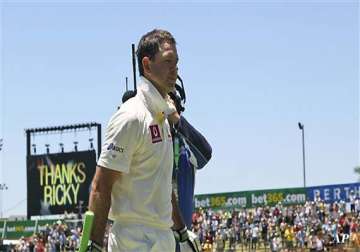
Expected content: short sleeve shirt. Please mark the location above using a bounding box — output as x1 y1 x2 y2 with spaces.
97 77 174 229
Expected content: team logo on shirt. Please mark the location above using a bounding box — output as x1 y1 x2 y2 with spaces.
149 124 162 143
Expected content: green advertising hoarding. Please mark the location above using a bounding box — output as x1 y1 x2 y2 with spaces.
0 221 4 238
1 219 59 240
36 219 57 233
5 220 36 240
194 187 307 209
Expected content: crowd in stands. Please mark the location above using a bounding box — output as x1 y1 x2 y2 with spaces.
191 192 360 251
1 218 111 252
2 192 360 251
11 220 81 252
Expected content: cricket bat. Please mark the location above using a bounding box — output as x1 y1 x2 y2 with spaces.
78 211 95 252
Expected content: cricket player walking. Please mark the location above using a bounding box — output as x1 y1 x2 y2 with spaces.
87 29 201 252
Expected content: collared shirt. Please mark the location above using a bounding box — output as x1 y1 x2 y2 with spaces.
97 77 174 229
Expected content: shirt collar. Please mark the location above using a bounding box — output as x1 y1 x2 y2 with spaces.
138 76 169 121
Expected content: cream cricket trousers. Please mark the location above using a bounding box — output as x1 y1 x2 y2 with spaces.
108 221 176 252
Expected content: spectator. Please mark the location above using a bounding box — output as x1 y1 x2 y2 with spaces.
214 231 225 252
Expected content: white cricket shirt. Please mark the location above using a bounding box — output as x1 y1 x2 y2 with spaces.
97 77 174 229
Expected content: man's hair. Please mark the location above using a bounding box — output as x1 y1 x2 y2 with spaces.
136 29 176 76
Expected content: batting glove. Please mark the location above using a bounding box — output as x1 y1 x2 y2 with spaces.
174 227 201 252
87 240 103 252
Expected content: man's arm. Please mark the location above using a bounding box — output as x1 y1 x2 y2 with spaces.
171 189 186 231
88 165 121 246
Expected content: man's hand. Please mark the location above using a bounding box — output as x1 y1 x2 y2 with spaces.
86 240 103 252
168 90 185 114
186 230 201 252
165 96 180 125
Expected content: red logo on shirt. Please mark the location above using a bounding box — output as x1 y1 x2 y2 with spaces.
149 125 162 143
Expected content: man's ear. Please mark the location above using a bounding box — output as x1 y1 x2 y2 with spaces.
142 56 151 75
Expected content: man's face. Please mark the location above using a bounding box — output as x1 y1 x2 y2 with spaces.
145 41 178 96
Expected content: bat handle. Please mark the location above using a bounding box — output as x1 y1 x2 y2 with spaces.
78 211 94 252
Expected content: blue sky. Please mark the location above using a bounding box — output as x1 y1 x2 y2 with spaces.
0 0 358 217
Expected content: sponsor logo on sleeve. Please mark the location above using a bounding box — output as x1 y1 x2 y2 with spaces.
107 143 124 153
149 125 162 143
